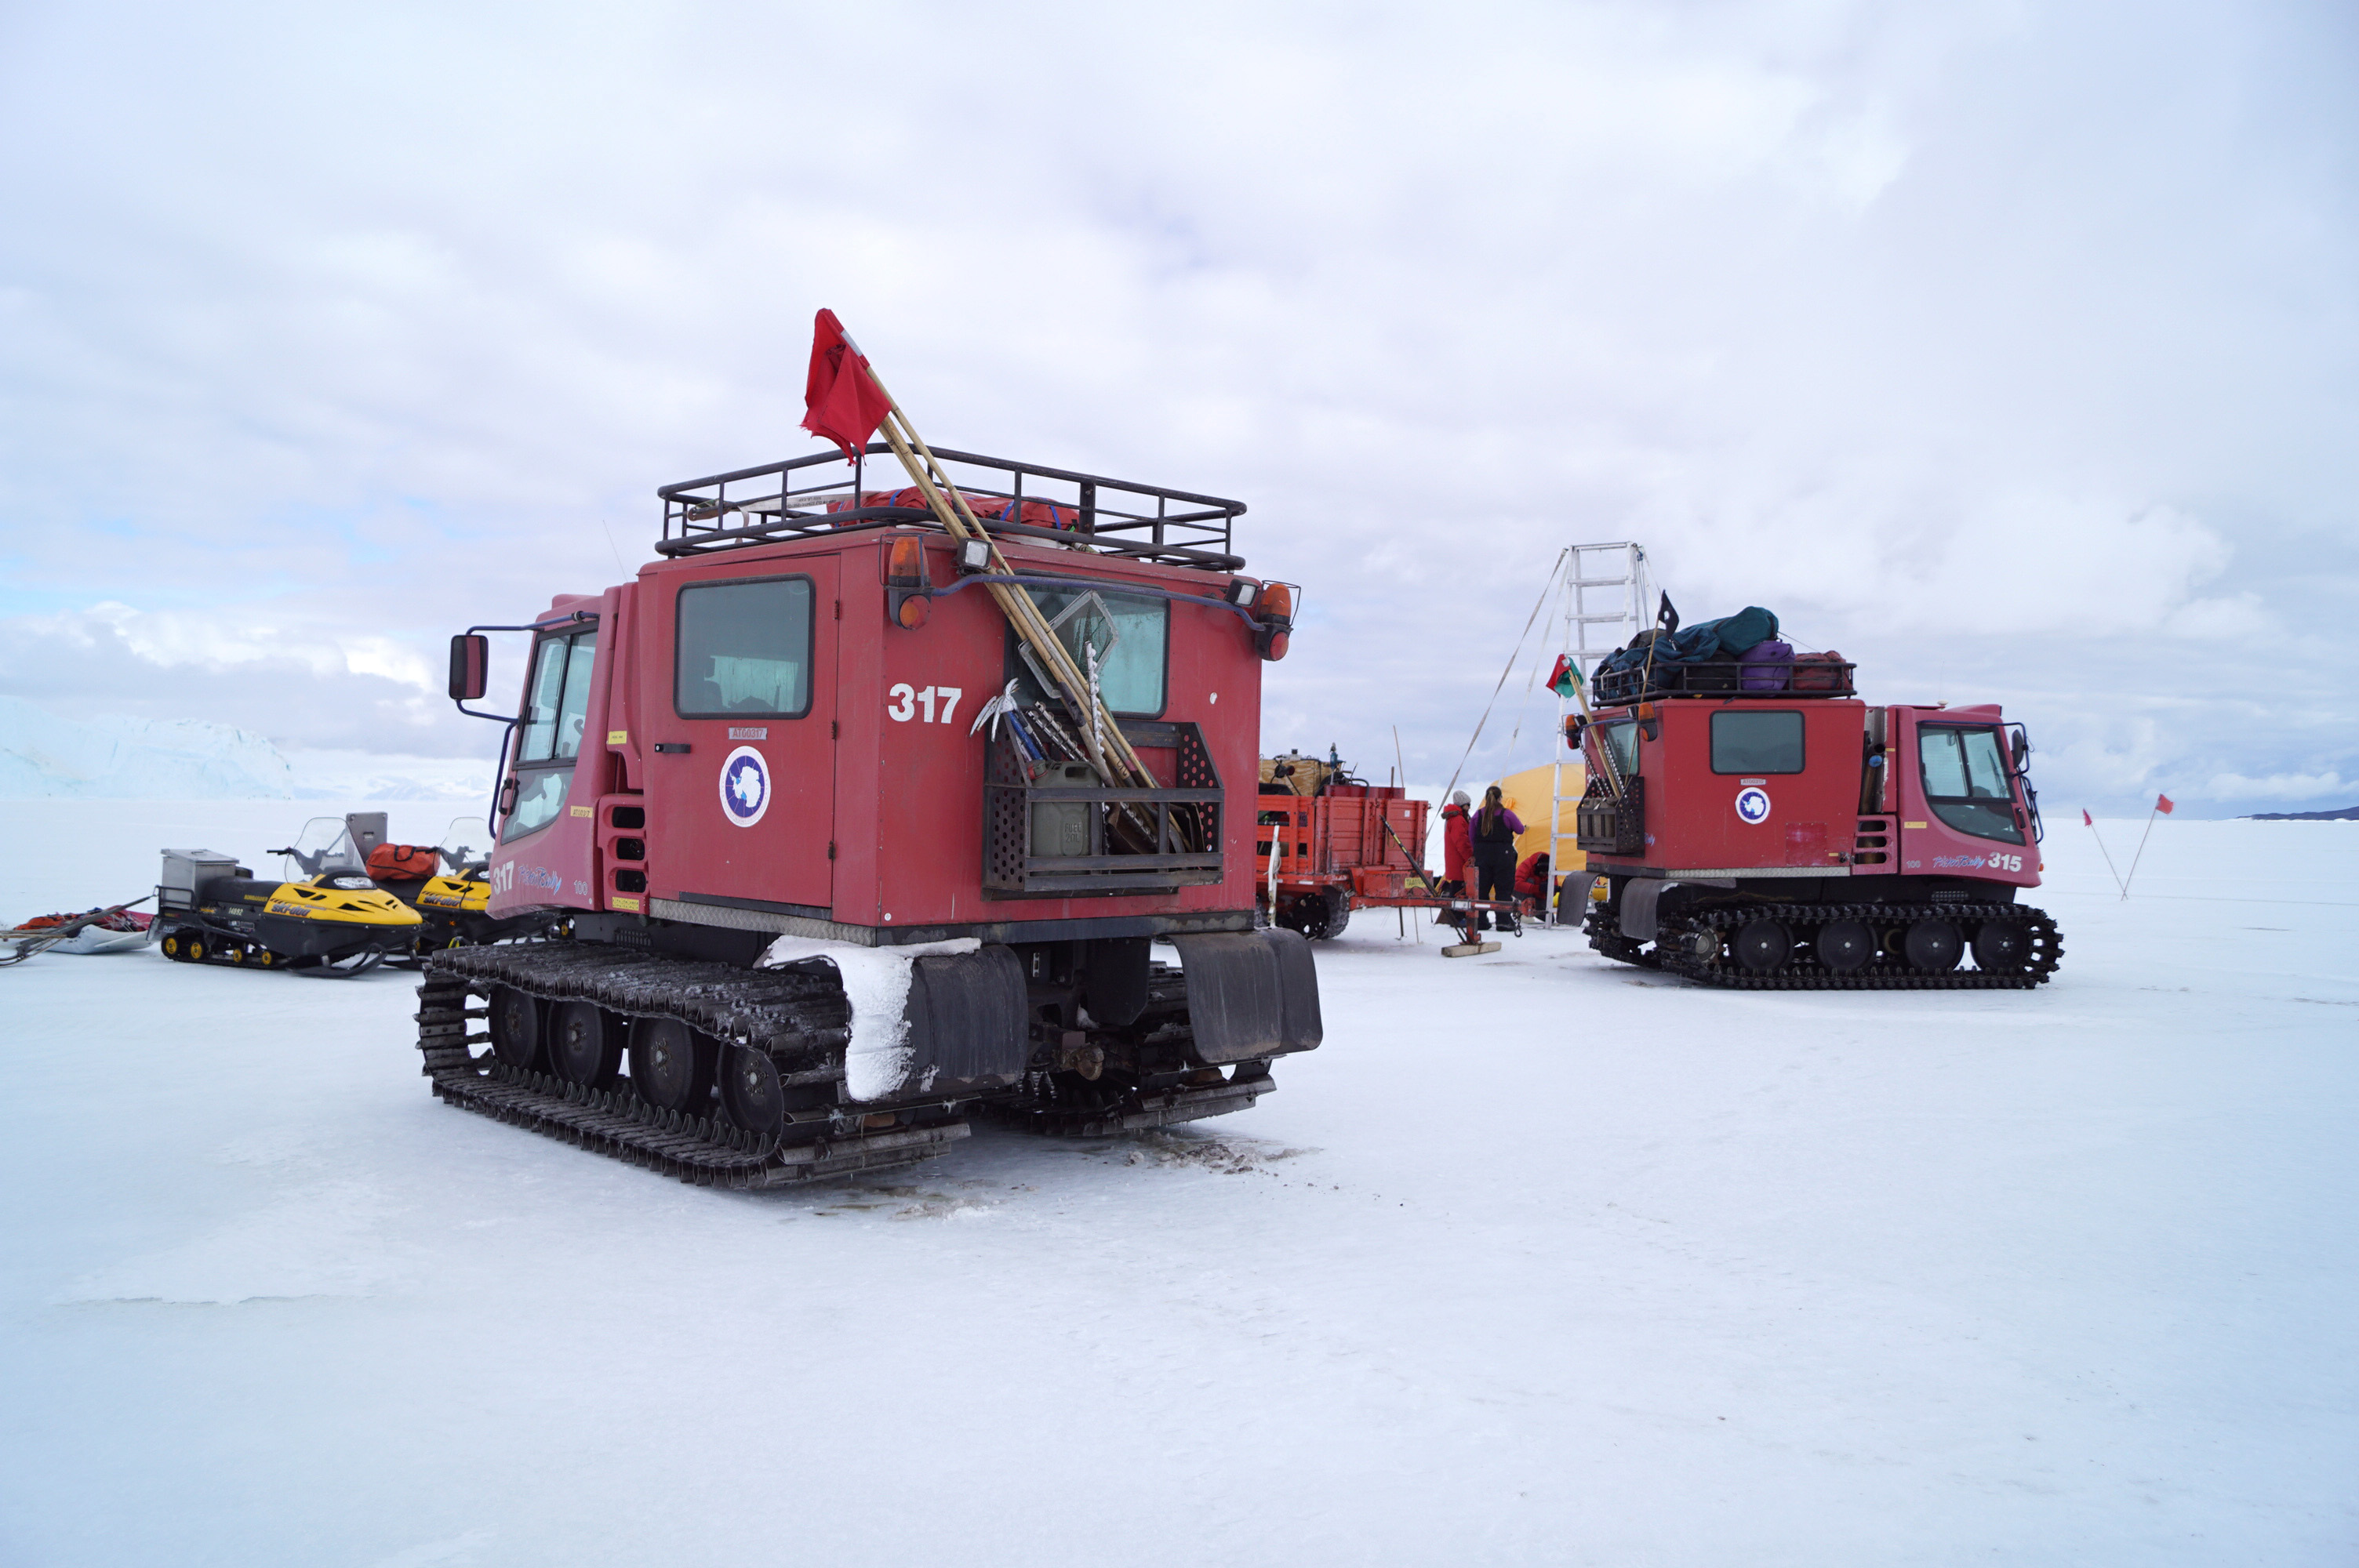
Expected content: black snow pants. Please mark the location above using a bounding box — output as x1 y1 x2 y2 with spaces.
1473 844 1517 909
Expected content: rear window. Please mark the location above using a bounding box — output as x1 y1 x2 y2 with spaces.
675 577 814 717
1007 584 1168 717
1711 710 1805 773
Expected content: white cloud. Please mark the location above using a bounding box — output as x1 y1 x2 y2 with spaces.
0 0 2351 816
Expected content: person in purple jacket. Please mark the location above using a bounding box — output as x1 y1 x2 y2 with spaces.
1470 784 1525 932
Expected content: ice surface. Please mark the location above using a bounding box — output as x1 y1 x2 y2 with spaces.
0 807 2353 1565
756 933 983 1100
0 695 295 798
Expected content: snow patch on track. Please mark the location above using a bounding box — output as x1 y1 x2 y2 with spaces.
754 933 981 1101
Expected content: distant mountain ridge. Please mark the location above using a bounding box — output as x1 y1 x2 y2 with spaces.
0 695 295 798
2243 804 2359 822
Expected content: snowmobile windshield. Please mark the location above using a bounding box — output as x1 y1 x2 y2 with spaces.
284 817 361 877
1918 726 2023 844
437 816 488 871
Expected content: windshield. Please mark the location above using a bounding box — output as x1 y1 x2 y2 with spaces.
281 816 360 879
1918 726 2023 844
437 816 489 873
520 630 598 763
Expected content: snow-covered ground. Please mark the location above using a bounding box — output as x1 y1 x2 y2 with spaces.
2 808 2352 1566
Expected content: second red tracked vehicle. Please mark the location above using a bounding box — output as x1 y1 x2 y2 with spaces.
1572 644 2062 988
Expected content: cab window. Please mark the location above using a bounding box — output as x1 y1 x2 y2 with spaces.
1007 585 1168 717
676 577 814 717
1711 710 1805 773
518 630 598 763
1918 726 2023 844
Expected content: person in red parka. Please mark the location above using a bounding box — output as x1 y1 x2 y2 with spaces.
1440 790 1473 893
1515 850 1550 906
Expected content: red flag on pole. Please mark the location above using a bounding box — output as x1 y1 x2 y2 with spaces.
2155 793 2175 815
2082 808 2093 826
801 310 893 463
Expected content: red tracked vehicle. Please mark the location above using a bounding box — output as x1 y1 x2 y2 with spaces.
1571 652 2062 988
418 445 1321 1186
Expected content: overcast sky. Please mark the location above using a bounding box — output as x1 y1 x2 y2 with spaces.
2 0 2353 815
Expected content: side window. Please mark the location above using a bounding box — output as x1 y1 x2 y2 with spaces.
1008 586 1168 717
1918 727 2024 844
518 638 567 762
1710 710 1805 773
507 627 597 842
676 578 814 717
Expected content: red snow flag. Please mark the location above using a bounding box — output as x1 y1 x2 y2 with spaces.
801 309 893 463
2082 808 2093 826
2156 793 2175 815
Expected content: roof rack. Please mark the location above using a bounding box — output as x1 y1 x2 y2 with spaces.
1594 658 1857 703
655 444 1247 572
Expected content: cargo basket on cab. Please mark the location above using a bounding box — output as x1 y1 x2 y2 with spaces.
1576 775 1645 856
983 720 1223 897
1594 656 1856 705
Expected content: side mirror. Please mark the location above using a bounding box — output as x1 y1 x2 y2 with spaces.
2009 726 2030 771
449 634 489 702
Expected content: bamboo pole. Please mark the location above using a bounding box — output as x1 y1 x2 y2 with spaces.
852 364 1188 847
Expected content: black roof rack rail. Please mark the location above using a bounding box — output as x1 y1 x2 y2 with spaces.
654 444 1247 572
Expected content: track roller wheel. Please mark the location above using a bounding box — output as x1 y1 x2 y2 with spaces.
630 1016 714 1112
488 985 545 1070
224 943 245 964
184 935 209 964
548 1000 625 1088
1972 920 2029 971
160 932 185 961
252 948 276 968
720 1045 785 1135
1734 918 1791 973
1816 919 1871 974
1903 918 1962 973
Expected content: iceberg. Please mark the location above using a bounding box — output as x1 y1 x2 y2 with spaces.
0 695 296 799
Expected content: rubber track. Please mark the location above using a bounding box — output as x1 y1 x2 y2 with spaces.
416 949 961 1189
1592 902 2063 990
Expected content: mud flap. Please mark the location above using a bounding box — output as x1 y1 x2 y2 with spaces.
1169 928 1323 1066
1619 877 1669 940
902 945 1030 1094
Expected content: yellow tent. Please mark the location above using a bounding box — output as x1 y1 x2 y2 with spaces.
1490 762 1586 880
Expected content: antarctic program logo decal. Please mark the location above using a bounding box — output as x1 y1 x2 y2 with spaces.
1734 786 1772 826
718 746 771 828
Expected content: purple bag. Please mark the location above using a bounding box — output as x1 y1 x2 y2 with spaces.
1739 639 1793 691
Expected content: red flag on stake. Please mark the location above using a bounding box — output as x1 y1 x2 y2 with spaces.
2122 791 2173 898
801 309 893 463
2083 808 2123 894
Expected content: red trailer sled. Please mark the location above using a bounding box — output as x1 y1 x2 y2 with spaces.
1256 750 1517 939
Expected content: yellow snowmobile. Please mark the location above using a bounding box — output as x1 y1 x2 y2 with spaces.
278 813 542 961
153 845 423 977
